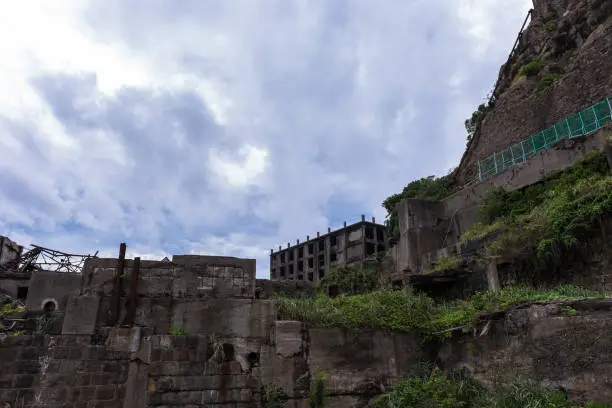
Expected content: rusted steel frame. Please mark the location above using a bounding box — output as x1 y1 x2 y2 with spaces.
122 256 140 327
109 243 127 326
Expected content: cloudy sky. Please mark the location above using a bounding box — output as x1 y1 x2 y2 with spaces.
0 0 532 277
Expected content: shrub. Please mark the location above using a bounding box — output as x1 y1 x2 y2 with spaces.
308 373 327 408
262 383 285 408
168 327 187 336
534 74 561 95
320 265 378 295
383 175 457 245
428 256 463 274
518 59 545 77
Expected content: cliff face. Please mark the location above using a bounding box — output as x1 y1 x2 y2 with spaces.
454 0 612 185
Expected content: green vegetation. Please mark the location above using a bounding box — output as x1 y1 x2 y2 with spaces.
35 315 56 335
383 175 457 245
462 152 612 265
534 74 561 95
308 373 327 408
377 366 611 408
465 103 490 143
320 265 379 295
262 383 285 408
1 302 24 318
544 18 557 33
168 327 187 336
428 256 463 274
518 58 545 77
275 285 603 340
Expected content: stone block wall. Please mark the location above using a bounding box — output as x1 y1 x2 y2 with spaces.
0 335 129 408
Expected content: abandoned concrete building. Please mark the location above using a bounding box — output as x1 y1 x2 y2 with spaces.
269 215 387 282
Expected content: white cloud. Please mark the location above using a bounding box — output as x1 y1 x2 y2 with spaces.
0 0 533 278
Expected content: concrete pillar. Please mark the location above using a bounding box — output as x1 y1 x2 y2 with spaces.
486 259 501 291
372 216 376 223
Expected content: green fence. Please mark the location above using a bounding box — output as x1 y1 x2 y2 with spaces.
477 97 612 181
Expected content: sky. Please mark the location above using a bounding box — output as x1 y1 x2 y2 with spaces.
0 0 532 278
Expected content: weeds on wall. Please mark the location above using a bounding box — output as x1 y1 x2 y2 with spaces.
377 366 611 408
462 152 612 268
308 373 327 408
275 285 605 340
168 327 187 336
262 383 285 408
533 74 561 95
320 265 379 295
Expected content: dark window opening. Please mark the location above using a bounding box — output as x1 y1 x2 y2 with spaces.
247 352 259 368
330 252 337 263
280 266 286 278
318 256 325 267
377 228 384 241
222 343 235 362
255 288 262 299
297 274 304 280
330 235 337 247
328 284 340 298
366 243 376 256
281 253 286 263
289 250 294 261
271 269 277 280
43 301 56 314
298 260 304 272
308 272 314 282
318 240 325 251
377 244 385 253
298 247 303 258
288 265 294 275
17 287 28 301
308 243 314 254
392 280 403 290
366 226 374 239
318 269 325 279
308 258 314 268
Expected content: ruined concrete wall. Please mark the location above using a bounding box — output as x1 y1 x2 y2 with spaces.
455 0 612 184
393 127 611 277
0 236 26 298
0 335 129 408
438 299 612 404
25 271 82 313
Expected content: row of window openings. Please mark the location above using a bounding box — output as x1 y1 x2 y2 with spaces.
274 227 385 262
272 268 326 281
278 242 385 265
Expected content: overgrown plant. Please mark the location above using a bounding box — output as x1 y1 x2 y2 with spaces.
262 383 285 408
208 333 225 363
461 152 612 268
275 285 604 340
308 373 327 408
428 256 463 274
320 265 378 295
168 327 187 336
376 368 607 408
35 315 56 335
383 175 457 245
518 58 545 77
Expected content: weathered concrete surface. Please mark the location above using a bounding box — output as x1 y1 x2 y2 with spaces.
255 278 316 300
438 299 612 404
25 270 81 313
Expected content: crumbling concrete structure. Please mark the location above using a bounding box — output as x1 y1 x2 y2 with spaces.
270 215 387 283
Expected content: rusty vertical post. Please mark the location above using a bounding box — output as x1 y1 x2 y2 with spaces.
109 243 126 326
122 256 140 327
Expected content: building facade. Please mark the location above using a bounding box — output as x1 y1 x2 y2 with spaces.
270 215 387 282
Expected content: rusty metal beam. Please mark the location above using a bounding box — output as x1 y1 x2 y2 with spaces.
122 256 140 327
109 243 126 326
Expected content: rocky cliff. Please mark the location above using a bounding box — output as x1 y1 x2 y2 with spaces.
454 0 612 185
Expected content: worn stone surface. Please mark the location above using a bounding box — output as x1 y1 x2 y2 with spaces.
25 270 82 313
439 300 612 404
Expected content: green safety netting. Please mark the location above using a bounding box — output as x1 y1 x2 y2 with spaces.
477 98 612 181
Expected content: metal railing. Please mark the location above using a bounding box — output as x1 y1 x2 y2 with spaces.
477 97 612 181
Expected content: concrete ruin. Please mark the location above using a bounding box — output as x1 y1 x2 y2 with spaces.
270 216 387 283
